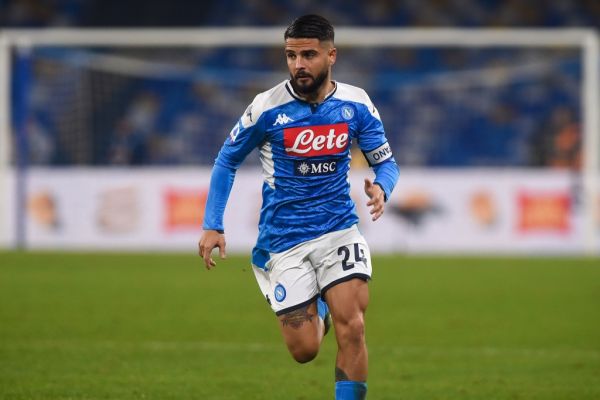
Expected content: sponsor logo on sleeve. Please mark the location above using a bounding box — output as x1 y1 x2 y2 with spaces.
229 122 240 142
364 142 393 165
369 102 381 120
240 104 254 127
284 123 349 157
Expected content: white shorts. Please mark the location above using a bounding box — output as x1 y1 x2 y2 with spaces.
253 225 372 315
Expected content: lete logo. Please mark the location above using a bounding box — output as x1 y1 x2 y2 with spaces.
284 123 349 156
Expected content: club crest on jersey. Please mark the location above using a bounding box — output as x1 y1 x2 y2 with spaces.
294 159 337 176
284 123 349 157
274 284 286 302
341 105 355 120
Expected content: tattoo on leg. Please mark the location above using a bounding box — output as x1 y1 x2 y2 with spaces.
280 306 314 329
335 367 349 381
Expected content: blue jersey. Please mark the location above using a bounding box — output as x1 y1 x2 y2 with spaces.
203 80 399 269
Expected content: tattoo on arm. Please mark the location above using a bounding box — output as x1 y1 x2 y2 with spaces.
280 306 314 329
335 367 349 381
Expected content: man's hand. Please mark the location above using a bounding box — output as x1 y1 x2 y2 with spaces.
198 230 227 270
364 178 385 221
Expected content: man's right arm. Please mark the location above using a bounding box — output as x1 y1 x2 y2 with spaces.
199 164 236 269
198 97 266 269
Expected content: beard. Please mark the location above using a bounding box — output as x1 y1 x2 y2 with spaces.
290 68 329 96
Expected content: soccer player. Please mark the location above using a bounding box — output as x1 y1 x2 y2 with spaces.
199 14 399 400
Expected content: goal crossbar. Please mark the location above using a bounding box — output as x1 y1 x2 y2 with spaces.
0 27 595 47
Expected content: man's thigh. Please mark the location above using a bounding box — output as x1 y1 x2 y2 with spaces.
252 249 322 348
252 246 320 316
324 278 369 323
310 225 372 298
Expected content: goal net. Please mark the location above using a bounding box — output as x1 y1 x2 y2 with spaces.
0 28 598 253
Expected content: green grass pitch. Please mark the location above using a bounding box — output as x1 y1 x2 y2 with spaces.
0 251 599 399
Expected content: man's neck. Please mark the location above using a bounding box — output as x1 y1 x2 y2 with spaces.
297 80 336 104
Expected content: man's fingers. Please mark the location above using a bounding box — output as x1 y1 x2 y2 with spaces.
370 204 383 215
200 240 226 269
371 210 383 221
367 197 376 206
200 244 215 269
205 256 216 269
366 192 383 207
203 250 214 269
366 188 385 221
199 231 227 270
370 200 384 220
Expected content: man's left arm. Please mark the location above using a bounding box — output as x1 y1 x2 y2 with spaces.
363 160 399 221
356 95 400 220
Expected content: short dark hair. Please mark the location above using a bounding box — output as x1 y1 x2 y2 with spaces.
284 14 334 43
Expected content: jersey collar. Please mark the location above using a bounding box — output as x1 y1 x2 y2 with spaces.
285 80 338 105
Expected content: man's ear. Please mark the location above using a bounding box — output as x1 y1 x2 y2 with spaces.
329 47 337 66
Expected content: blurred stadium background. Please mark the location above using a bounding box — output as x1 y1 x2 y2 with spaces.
0 1 599 399
0 0 599 253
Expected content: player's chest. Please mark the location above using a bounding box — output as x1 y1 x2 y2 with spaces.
265 104 359 158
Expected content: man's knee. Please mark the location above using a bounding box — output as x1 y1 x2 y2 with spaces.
337 315 366 347
287 340 320 363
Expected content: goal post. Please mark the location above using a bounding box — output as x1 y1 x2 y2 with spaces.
582 32 600 256
0 28 598 253
0 34 12 248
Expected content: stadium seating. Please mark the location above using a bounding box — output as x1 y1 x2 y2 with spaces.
4 0 595 168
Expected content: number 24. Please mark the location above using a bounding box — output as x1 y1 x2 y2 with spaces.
337 243 366 271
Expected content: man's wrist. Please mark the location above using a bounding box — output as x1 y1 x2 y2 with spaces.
203 228 225 234
374 182 387 201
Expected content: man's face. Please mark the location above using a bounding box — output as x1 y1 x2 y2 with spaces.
285 38 336 96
